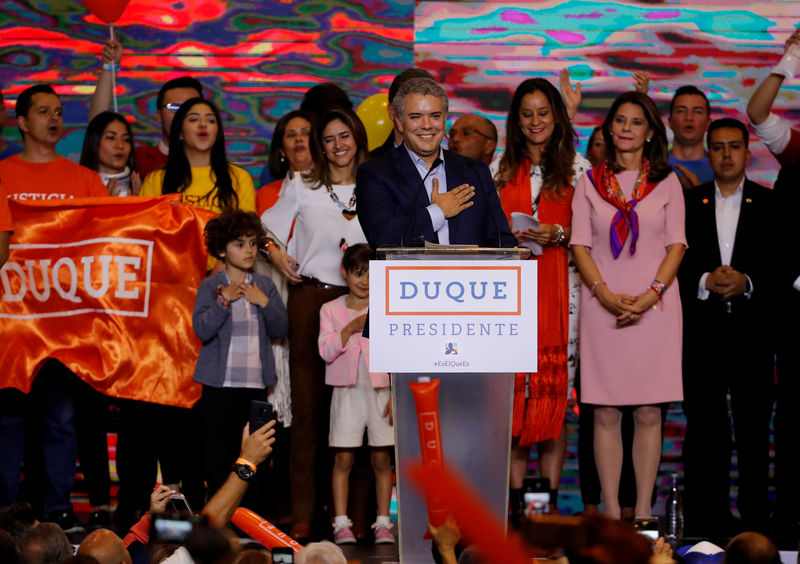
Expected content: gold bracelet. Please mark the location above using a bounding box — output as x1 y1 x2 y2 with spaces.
264 239 278 260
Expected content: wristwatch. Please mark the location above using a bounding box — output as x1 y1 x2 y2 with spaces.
232 462 255 482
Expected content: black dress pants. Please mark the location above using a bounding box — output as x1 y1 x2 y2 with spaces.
682 320 774 535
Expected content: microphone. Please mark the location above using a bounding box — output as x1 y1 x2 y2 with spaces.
464 157 503 248
401 156 443 247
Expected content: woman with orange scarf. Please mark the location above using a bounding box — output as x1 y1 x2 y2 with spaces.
492 77 590 516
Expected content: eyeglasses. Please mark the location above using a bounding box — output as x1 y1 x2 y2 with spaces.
448 126 496 142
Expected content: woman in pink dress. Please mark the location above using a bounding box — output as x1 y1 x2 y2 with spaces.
571 91 686 518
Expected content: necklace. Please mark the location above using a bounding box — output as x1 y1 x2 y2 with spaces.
325 184 357 220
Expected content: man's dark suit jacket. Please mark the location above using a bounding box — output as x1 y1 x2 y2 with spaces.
679 178 775 345
368 132 395 160
774 162 800 299
355 144 516 249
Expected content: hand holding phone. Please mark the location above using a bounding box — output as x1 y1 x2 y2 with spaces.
241 418 276 467
166 492 193 514
249 400 276 434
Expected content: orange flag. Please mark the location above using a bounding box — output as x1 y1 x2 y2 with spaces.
0 195 213 408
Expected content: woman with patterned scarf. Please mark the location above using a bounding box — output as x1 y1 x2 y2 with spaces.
571 91 685 518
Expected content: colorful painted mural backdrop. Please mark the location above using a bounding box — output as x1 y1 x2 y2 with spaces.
1 1 798 185
418 0 800 186
0 0 414 178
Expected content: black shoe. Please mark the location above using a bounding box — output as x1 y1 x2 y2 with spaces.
509 488 524 529
87 509 112 530
45 510 86 534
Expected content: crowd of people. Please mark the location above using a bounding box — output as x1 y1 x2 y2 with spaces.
2 24 800 564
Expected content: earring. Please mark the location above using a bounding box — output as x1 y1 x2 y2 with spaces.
280 155 286 163
646 137 652 142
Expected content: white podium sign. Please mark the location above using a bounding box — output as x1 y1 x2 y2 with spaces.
369 259 537 373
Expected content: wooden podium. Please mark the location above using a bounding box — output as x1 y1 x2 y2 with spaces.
370 247 534 563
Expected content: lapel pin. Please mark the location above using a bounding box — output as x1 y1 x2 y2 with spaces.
745 197 752 203
702 198 709 204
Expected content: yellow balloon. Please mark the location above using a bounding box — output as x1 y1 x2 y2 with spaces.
356 93 393 152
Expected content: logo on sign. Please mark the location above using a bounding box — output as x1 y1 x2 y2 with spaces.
444 342 458 355
0 237 153 319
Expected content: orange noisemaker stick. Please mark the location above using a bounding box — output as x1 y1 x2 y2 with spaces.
231 507 303 552
409 378 448 533
408 461 529 564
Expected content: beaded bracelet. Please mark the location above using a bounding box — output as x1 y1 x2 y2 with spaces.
215 285 230 308
649 279 666 297
649 279 666 310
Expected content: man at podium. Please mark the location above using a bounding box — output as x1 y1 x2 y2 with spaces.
355 77 515 249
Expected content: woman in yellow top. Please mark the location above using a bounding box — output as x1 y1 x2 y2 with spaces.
141 97 255 214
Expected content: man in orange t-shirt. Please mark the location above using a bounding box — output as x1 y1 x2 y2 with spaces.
0 86 107 201
0 84 106 533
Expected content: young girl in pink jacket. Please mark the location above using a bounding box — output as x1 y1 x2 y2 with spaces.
318 243 394 545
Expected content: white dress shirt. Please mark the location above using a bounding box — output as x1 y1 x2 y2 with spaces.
405 145 450 245
697 179 753 300
750 112 791 155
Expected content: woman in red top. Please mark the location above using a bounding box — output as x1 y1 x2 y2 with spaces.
494 77 590 514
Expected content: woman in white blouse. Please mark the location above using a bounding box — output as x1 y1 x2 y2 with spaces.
261 107 369 539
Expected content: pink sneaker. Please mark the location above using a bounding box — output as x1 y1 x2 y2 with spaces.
333 525 356 545
372 522 396 544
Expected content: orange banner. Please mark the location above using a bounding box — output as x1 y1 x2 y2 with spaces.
0 195 213 408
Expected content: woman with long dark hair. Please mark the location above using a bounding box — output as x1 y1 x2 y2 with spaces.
257 110 313 215
493 77 590 516
571 91 685 518
261 107 374 542
80 111 141 196
75 110 144 528
140 97 255 214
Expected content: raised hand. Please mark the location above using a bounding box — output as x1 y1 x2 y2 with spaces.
560 68 582 121
101 39 122 66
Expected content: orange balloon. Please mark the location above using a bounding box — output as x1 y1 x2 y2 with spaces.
82 0 132 24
